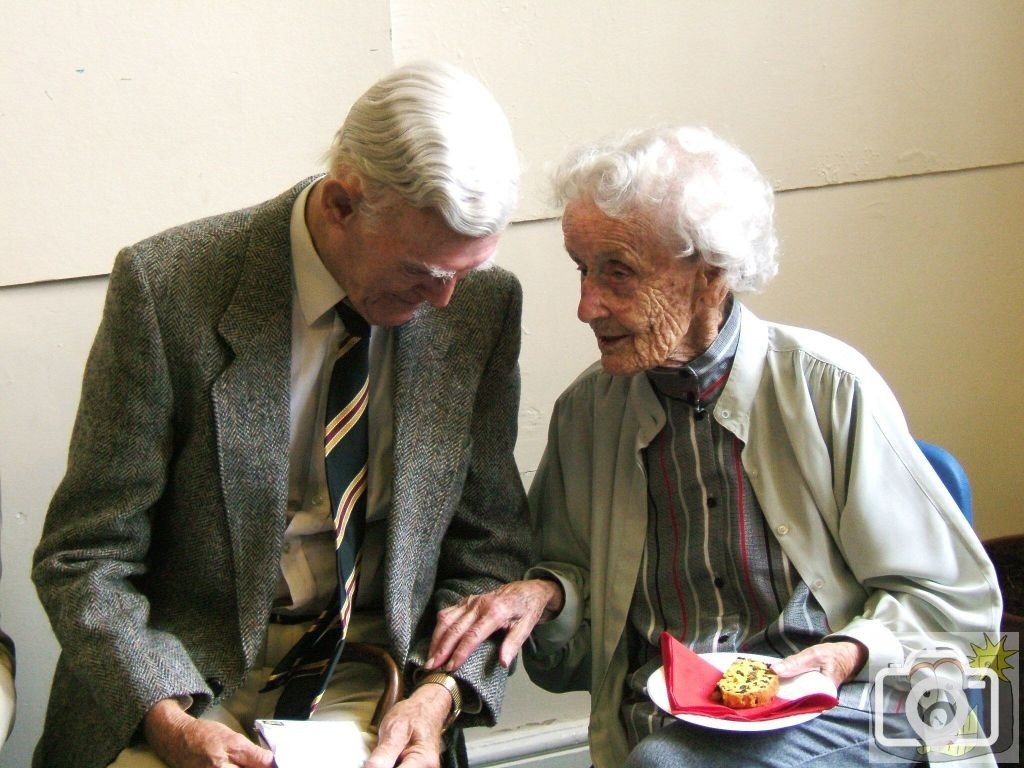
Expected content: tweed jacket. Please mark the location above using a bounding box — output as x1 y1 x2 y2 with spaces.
32 180 531 768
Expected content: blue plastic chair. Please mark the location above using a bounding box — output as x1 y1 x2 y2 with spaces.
915 440 990 728
916 439 973 526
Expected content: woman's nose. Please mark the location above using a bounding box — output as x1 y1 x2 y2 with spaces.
577 277 608 323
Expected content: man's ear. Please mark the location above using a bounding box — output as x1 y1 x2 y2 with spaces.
320 175 362 227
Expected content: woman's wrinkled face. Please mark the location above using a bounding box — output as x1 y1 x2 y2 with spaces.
562 199 727 375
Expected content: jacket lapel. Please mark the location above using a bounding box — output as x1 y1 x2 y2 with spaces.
386 303 470 654
212 182 306 663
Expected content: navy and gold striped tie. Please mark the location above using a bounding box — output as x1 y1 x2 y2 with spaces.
265 302 370 718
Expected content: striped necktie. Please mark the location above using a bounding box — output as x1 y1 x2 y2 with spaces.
265 301 370 718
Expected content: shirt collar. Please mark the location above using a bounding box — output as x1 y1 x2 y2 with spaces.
645 295 741 402
291 179 345 326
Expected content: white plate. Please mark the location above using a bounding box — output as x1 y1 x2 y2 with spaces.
646 651 837 732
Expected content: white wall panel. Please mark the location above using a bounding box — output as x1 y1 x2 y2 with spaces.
0 277 109 766
392 0 1024 220
749 164 1024 539
1 2 392 286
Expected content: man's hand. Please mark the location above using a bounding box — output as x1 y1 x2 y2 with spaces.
363 684 450 768
143 698 274 768
771 640 868 689
427 579 565 671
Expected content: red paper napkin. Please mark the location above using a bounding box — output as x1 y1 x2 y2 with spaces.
659 632 838 721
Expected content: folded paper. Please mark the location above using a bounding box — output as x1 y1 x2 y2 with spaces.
254 719 369 767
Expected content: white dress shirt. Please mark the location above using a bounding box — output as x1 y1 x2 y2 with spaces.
276 180 393 627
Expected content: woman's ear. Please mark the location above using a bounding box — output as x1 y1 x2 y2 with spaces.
697 263 730 309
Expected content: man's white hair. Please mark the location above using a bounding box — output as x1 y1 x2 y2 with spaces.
327 61 520 238
552 126 779 293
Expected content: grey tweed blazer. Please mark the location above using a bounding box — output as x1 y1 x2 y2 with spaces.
32 180 531 768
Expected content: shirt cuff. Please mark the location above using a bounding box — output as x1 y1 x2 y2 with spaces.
826 617 904 682
524 566 582 653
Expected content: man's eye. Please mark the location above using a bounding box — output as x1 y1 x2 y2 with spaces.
575 264 588 278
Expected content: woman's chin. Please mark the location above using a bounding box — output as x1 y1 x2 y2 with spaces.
599 352 644 377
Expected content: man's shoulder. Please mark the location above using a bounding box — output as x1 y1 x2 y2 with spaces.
116 178 313 278
458 263 522 299
441 264 522 323
108 179 313 312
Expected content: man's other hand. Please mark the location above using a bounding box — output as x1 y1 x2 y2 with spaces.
363 684 450 768
144 698 274 768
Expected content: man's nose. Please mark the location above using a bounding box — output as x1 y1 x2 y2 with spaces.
421 277 458 308
577 278 607 323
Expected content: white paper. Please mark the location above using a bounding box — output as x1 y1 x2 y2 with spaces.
254 719 369 767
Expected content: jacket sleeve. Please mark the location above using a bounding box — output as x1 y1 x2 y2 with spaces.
407 272 533 726
816 360 1001 680
521 393 595 695
32 249 211 738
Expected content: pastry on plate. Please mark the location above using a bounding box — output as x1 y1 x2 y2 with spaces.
716 656 780 708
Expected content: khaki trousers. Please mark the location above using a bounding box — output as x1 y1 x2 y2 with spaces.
110 621 387 767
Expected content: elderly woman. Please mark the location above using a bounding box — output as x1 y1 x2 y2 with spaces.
426 127 1000 767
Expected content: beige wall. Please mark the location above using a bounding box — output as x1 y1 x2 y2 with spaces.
0 3 392 286
750 165 1024 540
2 2 1021 765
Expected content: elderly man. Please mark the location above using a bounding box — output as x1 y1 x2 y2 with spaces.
427 127 1001 767
33 61 530 768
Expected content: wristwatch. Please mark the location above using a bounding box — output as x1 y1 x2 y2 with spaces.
416 671 463 730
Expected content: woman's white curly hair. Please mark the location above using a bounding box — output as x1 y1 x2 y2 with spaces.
553 126 779 292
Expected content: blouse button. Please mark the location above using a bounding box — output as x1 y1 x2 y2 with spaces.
776 524 789 536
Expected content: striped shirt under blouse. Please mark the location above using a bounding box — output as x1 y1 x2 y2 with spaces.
622 298 833 744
